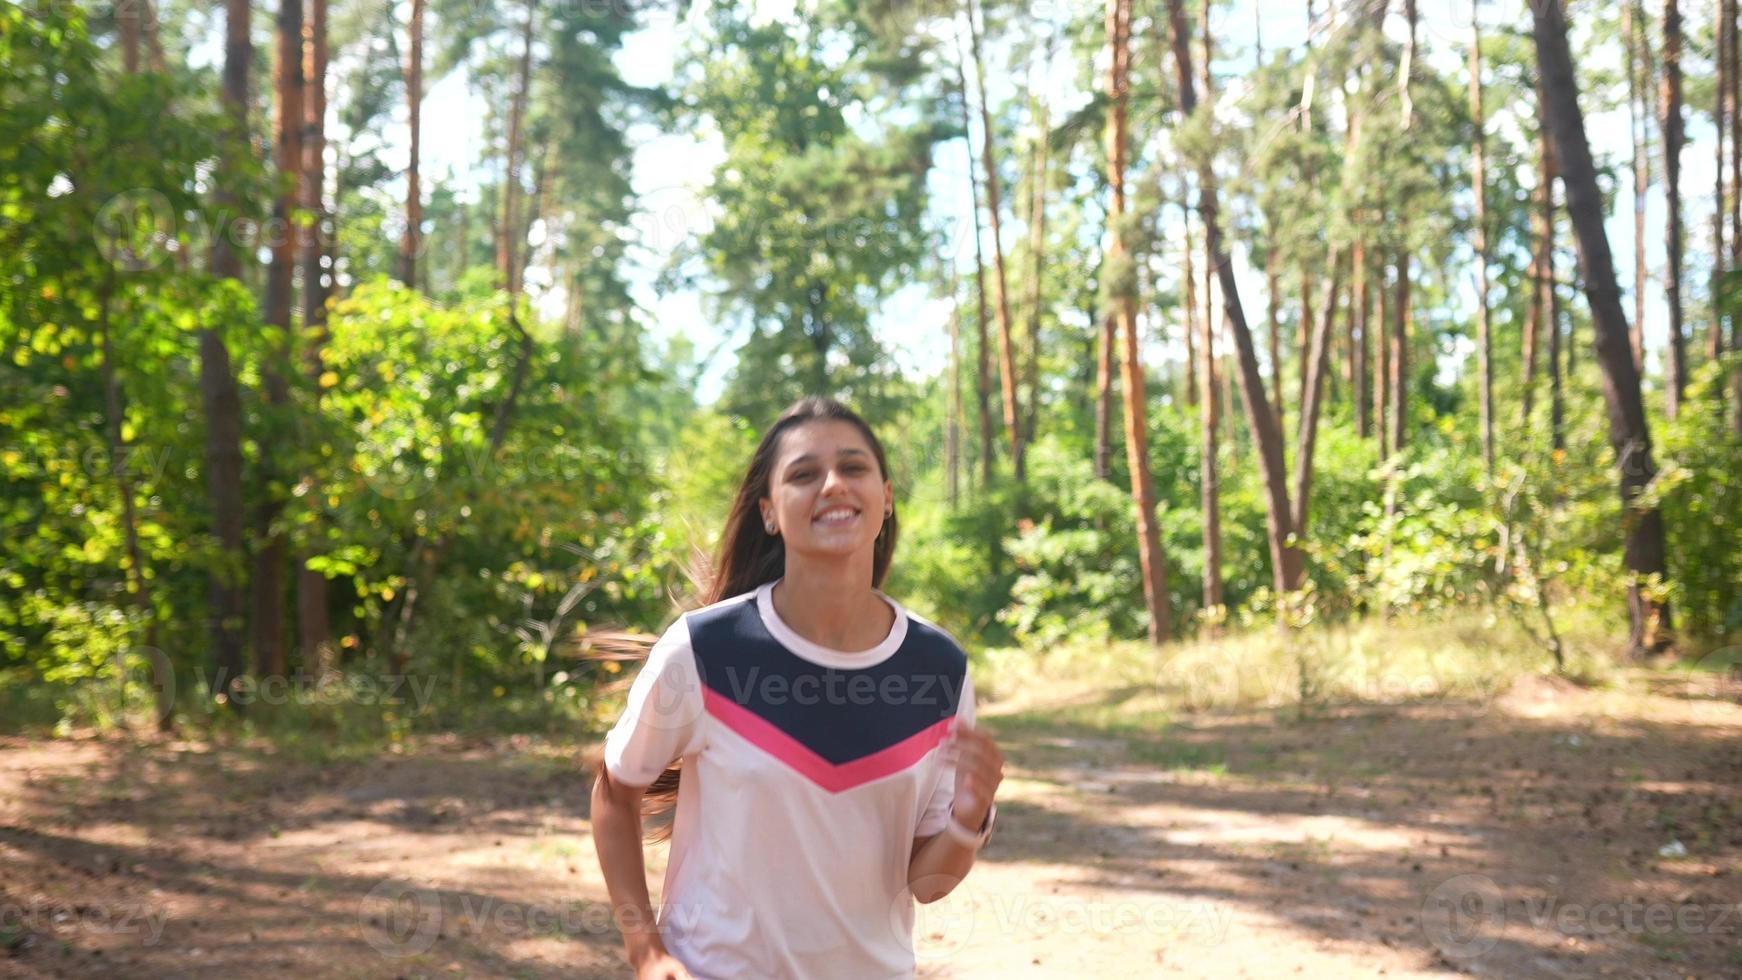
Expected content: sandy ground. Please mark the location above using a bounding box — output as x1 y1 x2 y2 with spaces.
1 668 1738 978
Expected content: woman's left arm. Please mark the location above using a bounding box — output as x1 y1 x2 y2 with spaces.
908 723 1004 903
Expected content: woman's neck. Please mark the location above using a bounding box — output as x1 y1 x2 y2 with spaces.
771 556 891 653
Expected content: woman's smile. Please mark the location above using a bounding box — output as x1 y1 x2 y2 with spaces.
813 503 860 527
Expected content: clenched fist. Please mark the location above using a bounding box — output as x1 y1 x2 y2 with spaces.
945 720 1004 830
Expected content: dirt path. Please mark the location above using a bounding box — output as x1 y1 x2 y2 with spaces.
2 669 1738 978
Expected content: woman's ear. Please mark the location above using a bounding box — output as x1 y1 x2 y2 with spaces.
883 479 894 516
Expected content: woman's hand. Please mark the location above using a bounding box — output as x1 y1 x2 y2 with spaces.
948 721 1004 829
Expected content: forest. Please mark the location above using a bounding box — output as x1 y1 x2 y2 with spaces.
3 0 1742 975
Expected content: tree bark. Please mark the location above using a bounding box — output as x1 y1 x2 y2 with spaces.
1167 0 1301 597
499 0 537 296
1094 306 1115 481
1628 0 1652 373
1183 200 1200 408
1470 0 1494 476
952 34 995 484
204 0 251 700
1389 250 1408 454
947 273 962 506
1375 256 1390 454
1353 235 1370 438
1536 82 1566 453
1662 0 1687 417
254 0 305 682
298 0 333 676
1265 241 1284 437
966 0 1024 481
1715 0 1734 365
1199 217 1223 617
400 0 424 288
1529 0 1672 656
1108 0 1170 642
1292 248 1346 535
1024 85 1048 447
120 0 141 72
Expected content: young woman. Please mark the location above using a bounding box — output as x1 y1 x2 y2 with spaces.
591 396 1005 980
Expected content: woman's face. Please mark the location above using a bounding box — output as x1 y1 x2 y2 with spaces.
759 420 893 564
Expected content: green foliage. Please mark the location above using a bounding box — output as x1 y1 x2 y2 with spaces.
1648 357 1742 642
998 438 1143 646
306 281 673 674
667 8 938 423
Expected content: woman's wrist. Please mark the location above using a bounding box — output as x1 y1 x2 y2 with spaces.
944 801 996 849
626 932 668 966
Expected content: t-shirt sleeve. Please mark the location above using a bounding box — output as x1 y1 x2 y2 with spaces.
602 616 706 787
915 669 976 838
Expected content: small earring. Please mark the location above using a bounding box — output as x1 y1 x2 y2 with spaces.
765 522 777 534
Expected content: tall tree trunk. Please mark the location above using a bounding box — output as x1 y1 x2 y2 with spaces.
1167 0 1302 597
1535 84 1567 453
1388 0 1416 458
400 0 424 288
1199 228 1223 616
1399 0 1418 128
1094 306 1115 481
1375 256 1391 454
952 35 996 484
1525 110 1550 433
967 0 1024 481
299 0 333 676
1292 249 1346 534
1714 0 1728 369
499 0 536 296
140 0 167 73
1731 0 1742 430
1024 83 1049 447
947 272 962 507
203 0 251 707
120 0 141 72
1662 0 1687 418
1108 0 1170 643
1389 250 1408 454
1297 270 1312 422
1715 0 1734 366
1470 0 1495 476
1266 242 1284 437
1530 0 1672 657
1182 199 1200 407
1353 235 1370 438
255 0 305 682
1628 0 1652 373
1548 187 1566 453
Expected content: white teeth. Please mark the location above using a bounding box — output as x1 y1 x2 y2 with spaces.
814 507 857 523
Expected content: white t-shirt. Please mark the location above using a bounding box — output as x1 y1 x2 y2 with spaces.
602 578 976 980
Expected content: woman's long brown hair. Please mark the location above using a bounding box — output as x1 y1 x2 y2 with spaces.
629 396 898 841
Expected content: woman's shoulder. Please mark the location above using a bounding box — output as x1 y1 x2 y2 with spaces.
890 599 970 668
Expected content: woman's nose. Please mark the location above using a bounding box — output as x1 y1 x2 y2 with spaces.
820 465 850 495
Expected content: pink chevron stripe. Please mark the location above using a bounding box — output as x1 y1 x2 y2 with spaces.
702 687 953 793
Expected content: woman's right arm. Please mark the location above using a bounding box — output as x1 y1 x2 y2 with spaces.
590 767 693 979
